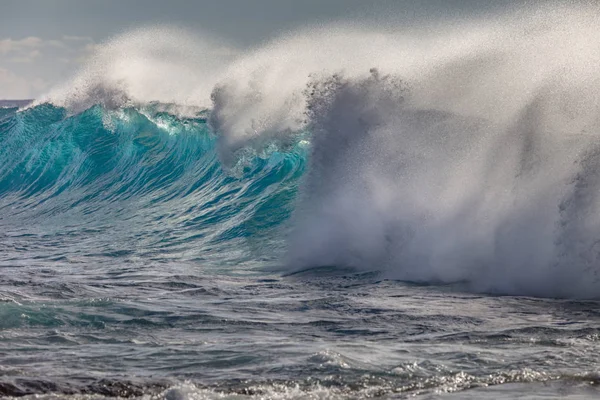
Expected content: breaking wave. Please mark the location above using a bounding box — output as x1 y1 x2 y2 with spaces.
6 3 600 298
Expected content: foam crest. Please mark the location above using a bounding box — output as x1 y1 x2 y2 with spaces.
36 27 238 115
208 4 600 160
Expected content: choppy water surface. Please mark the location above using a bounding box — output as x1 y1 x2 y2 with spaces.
2 260 600 399
3 3 600 398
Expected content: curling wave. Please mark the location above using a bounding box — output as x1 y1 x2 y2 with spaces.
0 104 304 268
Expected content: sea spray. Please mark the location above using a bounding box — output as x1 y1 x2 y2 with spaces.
33 27 238 115
287 70 599 298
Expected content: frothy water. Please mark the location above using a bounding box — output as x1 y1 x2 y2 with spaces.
3 2 600 399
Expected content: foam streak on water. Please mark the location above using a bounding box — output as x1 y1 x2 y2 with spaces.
2 2 600 398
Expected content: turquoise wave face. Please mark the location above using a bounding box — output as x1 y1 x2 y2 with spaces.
0 104 306 270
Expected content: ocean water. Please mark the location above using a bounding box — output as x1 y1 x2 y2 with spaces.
2 4 600 399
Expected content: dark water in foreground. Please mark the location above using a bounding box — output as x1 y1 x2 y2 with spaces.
1 103 599 399
2 263 600 399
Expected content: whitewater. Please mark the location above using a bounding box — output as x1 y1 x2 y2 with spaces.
1 3 600 399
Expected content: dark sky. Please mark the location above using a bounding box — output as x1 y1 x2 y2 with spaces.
0 0 521 98
2 0 519 44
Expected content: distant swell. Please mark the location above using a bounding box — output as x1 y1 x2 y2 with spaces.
4 3 600 298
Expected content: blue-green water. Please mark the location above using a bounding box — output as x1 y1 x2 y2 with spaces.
1 103 599 399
